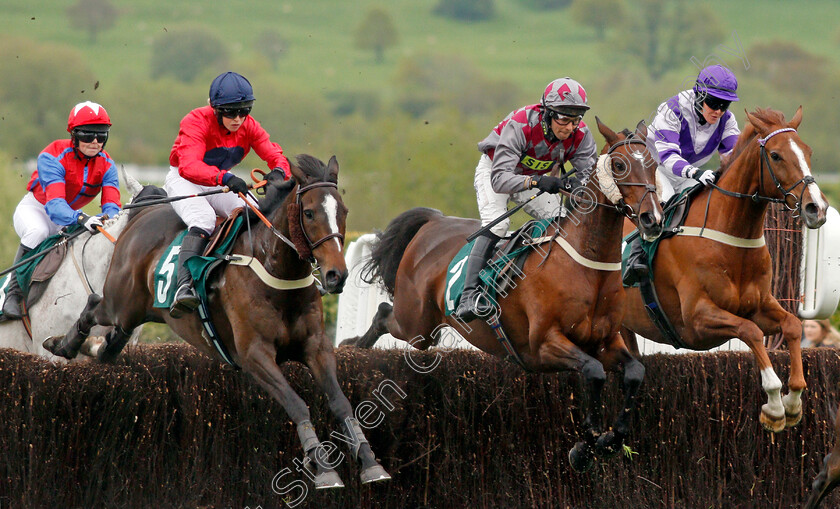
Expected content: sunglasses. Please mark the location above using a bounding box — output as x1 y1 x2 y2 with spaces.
74 130 109 143
216 106 252 119
550 111 582 127
703 97 731 112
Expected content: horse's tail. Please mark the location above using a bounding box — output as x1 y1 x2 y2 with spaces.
361 207 443 297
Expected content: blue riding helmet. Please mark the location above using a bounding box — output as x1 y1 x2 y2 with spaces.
209 72 256 107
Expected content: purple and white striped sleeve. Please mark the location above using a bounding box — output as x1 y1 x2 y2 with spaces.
718 114 740 157
650 106 695 178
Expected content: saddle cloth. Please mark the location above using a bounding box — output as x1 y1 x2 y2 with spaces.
444 218 555 316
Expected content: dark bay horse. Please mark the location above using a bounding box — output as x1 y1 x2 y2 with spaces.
621 107 828 432
44 155 390 488
805 406 840 508
347 119 664 471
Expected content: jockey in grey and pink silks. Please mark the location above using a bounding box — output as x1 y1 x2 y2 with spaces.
478 104 597 195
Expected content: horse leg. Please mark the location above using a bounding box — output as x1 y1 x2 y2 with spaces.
753 302 806 428
96 325 136 363
305 341 391 484
239 341 344 489
42 293 102 359
349 303 394 349
538 328 606 472
594 332 646 458
689 300 787 432
619 325 642 358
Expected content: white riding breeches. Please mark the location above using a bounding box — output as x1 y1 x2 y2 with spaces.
13 193 63 250
656 164 702 202
474 154 563 237
164 166 258 235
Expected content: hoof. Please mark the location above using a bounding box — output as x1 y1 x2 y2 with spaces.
42 335 64 353
314 470 344 490
43 335 80 359
569 441 595 473
759 410 786 433
595 431 623 459
360 464 392 484
786 410 803 428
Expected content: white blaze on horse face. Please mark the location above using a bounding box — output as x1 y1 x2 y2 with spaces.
322 194 342 251
788 139 828 211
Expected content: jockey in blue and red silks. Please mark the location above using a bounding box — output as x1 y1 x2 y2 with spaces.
454 77 598 322
622 64 742 287
4 101 122 320
165 71 291 318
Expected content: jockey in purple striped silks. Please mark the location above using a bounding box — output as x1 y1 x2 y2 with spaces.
623 65 741 287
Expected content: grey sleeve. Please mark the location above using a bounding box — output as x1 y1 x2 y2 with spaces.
489 123 531 194
568 129 598 181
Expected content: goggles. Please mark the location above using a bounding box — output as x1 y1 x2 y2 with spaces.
703 96 731 112
74 129 109 143
216 106 252 119
548 109 582 127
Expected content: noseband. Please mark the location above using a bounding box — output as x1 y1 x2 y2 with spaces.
710 127 815 214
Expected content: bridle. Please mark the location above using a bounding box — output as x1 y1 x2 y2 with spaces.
710 127 815 214
602 137 659 221
294 181 345 251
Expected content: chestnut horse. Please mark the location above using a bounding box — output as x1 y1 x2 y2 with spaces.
621 107 828 432
347 119 664 471
44 155 390 488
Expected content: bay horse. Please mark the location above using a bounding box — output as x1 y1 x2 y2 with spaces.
347 119 664 471
44 155 391 488
805 406 840 508
0 168 143 360
620 107 828 432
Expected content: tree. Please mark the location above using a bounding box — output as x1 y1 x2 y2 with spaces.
612 0 725 80
570 0 626 41
66 0 119 43
433 0 495 22
0 36 97 159
354 7 399 64
150 27 229 83
254 29 288 70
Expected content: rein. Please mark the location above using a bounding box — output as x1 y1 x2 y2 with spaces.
709 127 814 213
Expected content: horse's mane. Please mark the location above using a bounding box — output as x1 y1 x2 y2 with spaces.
294 154 332 181
721 108 787 173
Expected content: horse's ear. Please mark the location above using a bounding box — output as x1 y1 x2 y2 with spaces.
596 116 619 146
745 109 769 136
634 120 648 141
788 105 803 130
289 162 308 185
326 155 339 183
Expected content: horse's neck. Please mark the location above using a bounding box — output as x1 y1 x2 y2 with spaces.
700 146 768 238
558 193 623 257
246 202 310 279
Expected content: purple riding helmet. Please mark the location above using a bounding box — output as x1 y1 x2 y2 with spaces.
694 65 739 102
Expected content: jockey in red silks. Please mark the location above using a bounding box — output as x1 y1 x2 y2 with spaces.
622 65 742 287
4 101 121 320
454 77 598 322
165 71 291 318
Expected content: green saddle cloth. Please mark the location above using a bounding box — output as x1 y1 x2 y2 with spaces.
444 218 554 316
153 217 244 308
0 225 85 318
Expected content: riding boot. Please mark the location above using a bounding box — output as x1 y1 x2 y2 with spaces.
453 234 498 322
622 236 649 287
170 228 209 319
2 244 32 320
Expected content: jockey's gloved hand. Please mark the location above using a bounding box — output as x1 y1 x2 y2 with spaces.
561 176 583 192
77 212 104 233
273 167 290 180
534 175 565 194
689 168 719 186
223 173 250 195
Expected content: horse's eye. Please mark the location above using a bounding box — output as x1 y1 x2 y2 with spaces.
304 210 314 219
614 161 625 172
770 152 781 161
